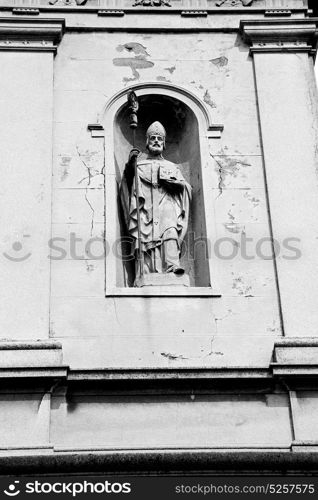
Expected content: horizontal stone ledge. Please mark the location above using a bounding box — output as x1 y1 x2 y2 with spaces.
0 367 68 378
106 287 221 297
54 445 290 453
2 365 318 383
0 340 64 369
0 341 62 350
2 449 318 474
0 445 53 452
292 441 318 453
272 337 318 370
275 337 318 347
68 367 272 381
271 364 318 377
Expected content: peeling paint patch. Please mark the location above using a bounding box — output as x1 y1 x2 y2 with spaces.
164 65 176 74
116 42 149 57
113 56 154 82
267 320 280 334
85 262 94 273
235 418 247 427
224 223 244 234
222 157 251 175
203 90 216 108
114 42 154 82
60 168 69 182
210 56 228 68
156 76 170 82
210 155 251 196
58 155 72 182
244 191 260 207
232 275 252 296
228 210 235 222
161 351 187 360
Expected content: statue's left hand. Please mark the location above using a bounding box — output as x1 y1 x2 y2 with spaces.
128 148 140 166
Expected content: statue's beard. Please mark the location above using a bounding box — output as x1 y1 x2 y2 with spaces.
148 145 163 156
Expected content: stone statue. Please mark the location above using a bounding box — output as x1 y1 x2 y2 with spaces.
120 121 192 286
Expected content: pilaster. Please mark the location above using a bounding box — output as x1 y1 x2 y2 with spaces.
240 18 318 338
0 18 64 339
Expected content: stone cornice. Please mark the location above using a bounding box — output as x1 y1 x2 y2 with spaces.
240 18 318 53
0 17 65 51
0 448 318 474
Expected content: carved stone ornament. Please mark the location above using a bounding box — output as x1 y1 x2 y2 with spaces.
49 0 87 5
216 0 253 6
133 0 172 6
120 119 192 287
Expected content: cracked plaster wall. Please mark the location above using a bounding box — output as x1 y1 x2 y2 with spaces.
51 31 281 369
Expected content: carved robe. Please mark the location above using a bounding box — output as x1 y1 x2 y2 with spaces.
120 153 192 275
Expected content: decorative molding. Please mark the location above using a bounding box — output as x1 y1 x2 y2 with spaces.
0 18 65 52
216 0 253 6
0 340 64 368
207 124 224 139
97 9 125 15
181 10 207 16
133 0 171 6
49 0 87 5
87 123 105 137
100 82 222 136
240 18 318 54
271 337 318 377
264 9 291 16
0 340 67 379
12 7 40 14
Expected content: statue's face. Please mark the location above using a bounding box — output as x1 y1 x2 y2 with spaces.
147 134 164 156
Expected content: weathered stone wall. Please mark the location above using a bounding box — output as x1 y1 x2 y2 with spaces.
0 0 318 471
50 30 280 369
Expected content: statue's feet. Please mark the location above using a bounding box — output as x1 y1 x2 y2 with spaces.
166 265 185 275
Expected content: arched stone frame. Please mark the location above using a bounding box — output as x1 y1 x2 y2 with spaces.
99 82 223 297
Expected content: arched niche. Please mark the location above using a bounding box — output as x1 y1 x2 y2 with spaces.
101 83 220 295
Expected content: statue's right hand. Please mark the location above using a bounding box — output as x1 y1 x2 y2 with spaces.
128 148 140 164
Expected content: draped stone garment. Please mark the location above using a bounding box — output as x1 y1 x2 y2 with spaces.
120 153 192 254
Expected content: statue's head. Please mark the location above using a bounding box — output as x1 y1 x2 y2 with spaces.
146 121 166 156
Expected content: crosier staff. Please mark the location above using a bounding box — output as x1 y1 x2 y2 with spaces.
127 90 144 281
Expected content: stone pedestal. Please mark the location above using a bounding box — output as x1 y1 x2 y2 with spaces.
136 272 190 287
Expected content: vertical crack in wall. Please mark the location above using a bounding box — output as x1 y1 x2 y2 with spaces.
76 146 95 237
210 153 226 197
